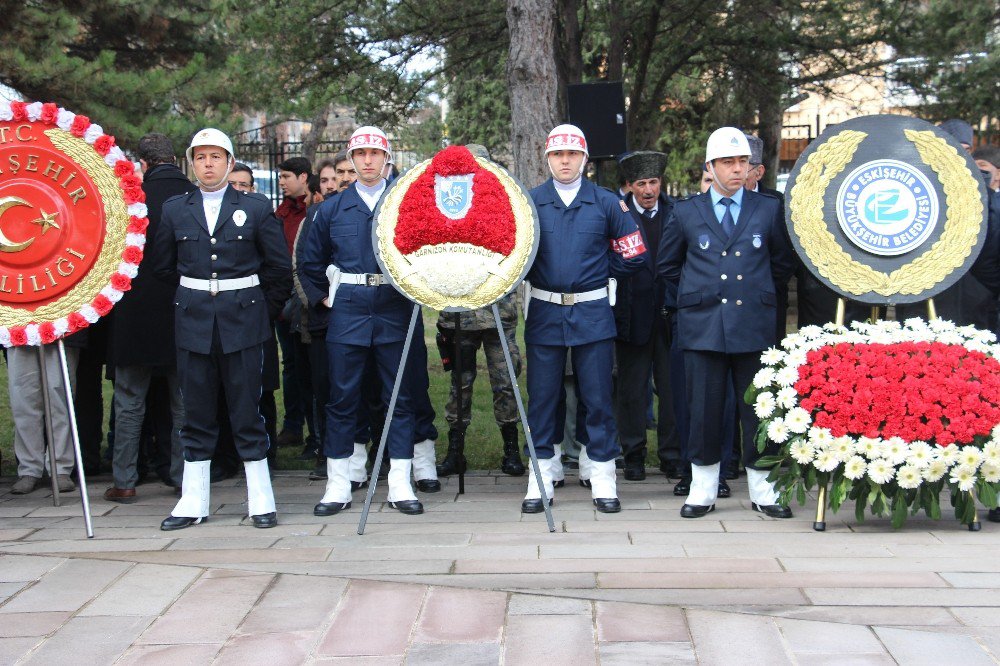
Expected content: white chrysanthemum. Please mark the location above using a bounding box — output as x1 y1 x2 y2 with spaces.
857 436 882 459
896 464 923 489
905 441 934 468
992 424 1000 441
754 392 776 419
928 318 957 333
753 367 776 389
983 441 1000 465
980 462 1000 483
830 436 855 462
884 437 908 466
903 317 929 331
0 327 11 347
127 203 148 218
767 418 790 444
25 324 40 346
80 305 100 323
25 101 43 121
53 318 69 336
814 449 840 472
949 464 977 492
0 104 13 122
125 233 146 248
956 447 982 469
843 455 867 480
784 407 811 434
785 348 808 368
56 108 75 131
760 347 784 365
781 334 803 350
790 440 815 465
776 386 798 409
923 459 948 482
808 427 834 448
775 366 800 387
937 445 959 465
867 458 895 485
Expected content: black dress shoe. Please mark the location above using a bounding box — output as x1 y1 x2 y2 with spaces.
160 515 206 531
594 498 621 513
673 478 691 496
313 501 351 516
251 512 277 528
718 480 731 498
309 466 328 481
388 500 424 515
578 478 592 489
416 479 441 493
680 503 715 518
988 507 1000 523
521 498 553 513
724 462 740 480
751 502 793 519
553 479 565 489
350 480 368 492
623 462 646 481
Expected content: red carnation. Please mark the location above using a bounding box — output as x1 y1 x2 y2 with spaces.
122 185 145 204
39 322 58 344
94 135 116 156
127 216 149 233
10 102 27 121
114 160 136 178
110 273 132 292
119 173 142 189
92 295 113 316
9 326 27 346
40 103 59 125
70 115 91 137
122 246 144 264
67 312 89 331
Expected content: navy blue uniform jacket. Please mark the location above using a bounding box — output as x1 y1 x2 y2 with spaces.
526 178 647 346
657 189 794 354
301 183 413 346
152 186 292 355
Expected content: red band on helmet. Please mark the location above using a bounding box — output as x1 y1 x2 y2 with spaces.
545 133 587 152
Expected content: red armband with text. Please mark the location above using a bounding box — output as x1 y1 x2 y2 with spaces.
611 231 647 258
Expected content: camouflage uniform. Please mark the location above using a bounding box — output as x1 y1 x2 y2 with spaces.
437 293 521 429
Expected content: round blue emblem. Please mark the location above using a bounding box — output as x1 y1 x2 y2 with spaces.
835 159 939 256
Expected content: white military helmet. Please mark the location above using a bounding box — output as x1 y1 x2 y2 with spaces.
545 124 589 156
347 126 392 162
705 127 751 163
186 128 235 163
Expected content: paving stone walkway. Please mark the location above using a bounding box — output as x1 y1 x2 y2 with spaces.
1 471 999 664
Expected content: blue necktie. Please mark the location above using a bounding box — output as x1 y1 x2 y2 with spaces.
642 209 654 219
720 197 735 237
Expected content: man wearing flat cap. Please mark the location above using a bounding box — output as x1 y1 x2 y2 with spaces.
612 151 681 481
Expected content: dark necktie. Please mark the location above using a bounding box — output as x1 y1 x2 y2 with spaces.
720 197 735 237
642 209 654 219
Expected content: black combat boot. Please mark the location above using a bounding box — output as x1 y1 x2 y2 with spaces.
436 428 467 477
499 423 525 476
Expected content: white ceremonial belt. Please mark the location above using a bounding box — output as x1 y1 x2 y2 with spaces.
530 286 608 306
339 272 388 286
180 274 259 296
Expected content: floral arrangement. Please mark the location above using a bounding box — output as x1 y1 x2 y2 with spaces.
747 318 1000 528
0 100 147 346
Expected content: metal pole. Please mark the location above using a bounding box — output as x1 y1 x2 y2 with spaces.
493 302 555 532
834 298 846 327
358 303 421 535
813 484 827 532
927 298 937 321
454 316 465 495
57 339 94 538
36 346 61 507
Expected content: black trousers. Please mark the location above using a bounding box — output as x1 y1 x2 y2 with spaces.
683 349 775 470
614 317 679 463
177 330 269 463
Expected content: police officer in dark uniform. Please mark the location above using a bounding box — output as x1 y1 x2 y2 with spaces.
612 151 680 481
522 124 648 514
658 127 795 519
302 126 425 517
153 128 292 530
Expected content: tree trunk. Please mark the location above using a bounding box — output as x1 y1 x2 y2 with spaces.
507 0 560 186
757 79 783 190
301 105 330 166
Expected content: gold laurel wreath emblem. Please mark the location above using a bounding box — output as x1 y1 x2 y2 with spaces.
376 157 535 310
789 129 984 297
0 128 129 325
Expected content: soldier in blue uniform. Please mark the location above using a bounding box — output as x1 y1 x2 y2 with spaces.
657 127 795 519
302 126 425 516
153 128 292 530
522 124 648 514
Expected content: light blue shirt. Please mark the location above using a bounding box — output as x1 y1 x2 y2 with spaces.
709 186 743 225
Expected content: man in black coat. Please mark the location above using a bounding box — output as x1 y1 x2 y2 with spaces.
104 134 195 504
152 128 292 530
612 151 680 481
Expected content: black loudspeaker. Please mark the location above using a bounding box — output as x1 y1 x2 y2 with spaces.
567 82 627 160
